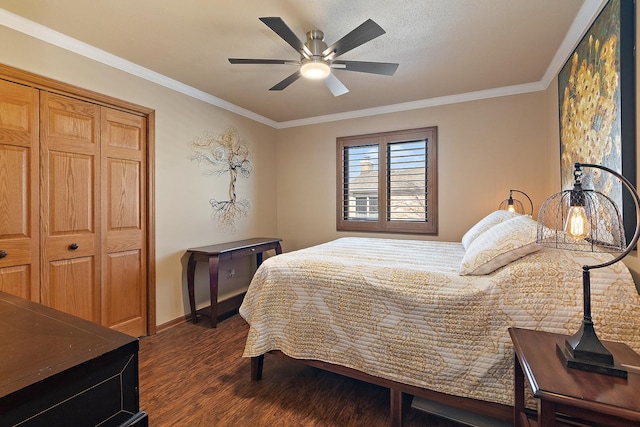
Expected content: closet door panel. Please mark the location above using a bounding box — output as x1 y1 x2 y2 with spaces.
48 152 95 230
101 108 147 336
41 92 100 323
0 80 39 300
1 147 31 236
0 266 30 299
104 250 142 331
46 256 97 321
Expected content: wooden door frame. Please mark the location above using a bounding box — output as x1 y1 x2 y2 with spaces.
0 64 157 335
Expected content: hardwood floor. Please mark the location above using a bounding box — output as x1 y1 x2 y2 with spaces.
138 313 468 426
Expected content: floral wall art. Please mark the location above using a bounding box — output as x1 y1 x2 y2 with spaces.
190 126 253 229
558 0 636 243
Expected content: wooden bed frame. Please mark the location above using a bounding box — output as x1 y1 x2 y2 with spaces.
251 351 513 427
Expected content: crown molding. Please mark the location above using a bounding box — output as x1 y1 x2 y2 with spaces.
540 0 608 89
0 8 278 128
275 82 546 129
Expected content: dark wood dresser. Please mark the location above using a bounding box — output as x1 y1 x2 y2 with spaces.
0 292 147 426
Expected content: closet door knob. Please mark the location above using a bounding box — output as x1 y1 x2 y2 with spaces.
69 243 79 250
0 250 7 258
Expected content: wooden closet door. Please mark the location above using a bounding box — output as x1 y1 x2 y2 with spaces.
40 92 101 323
101 107 147 336
0 80 39 300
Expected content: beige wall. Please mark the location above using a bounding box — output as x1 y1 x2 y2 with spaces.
275 91 555 251
0 26 279 326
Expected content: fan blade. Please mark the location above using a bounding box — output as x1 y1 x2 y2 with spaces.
322 19 386 59
270 71 302 91
332 60 398 76
324 73 349 97
259 17 312 58
229 58 300 65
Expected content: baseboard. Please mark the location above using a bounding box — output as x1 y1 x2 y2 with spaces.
155 293 247 333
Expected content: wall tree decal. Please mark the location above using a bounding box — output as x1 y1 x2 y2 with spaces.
191 126 253 228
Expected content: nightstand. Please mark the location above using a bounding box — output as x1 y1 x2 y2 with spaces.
509 327 640 427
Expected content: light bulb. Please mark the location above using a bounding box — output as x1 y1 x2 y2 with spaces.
300 60 330 80
565 205 589 239
507 204 515 213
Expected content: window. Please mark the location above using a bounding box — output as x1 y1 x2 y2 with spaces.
355 196 378 218
337 127 437 234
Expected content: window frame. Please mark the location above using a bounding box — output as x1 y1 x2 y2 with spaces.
336 127 438 234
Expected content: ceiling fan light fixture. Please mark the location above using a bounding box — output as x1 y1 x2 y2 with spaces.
300 59 331 80
230 17 398 95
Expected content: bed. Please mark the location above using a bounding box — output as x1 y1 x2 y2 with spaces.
239 212 640 425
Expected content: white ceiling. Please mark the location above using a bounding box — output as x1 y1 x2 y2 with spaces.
0 0 604 127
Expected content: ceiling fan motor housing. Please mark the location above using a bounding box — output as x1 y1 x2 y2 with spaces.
305 30 328 57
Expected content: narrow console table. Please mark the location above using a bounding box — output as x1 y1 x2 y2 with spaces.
509 327 640 426
186 237 282 328
0 291 147 426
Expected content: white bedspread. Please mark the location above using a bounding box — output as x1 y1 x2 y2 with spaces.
239 237 640 406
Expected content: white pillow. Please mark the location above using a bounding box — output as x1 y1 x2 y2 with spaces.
461 210 521 249
459 214 540 275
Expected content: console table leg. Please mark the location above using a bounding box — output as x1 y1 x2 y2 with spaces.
208 255 220 328
187 254 197 324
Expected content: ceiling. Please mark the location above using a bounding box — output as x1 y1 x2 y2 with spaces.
0 0 601 127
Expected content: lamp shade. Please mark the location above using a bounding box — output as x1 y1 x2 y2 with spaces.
498 197 525 214
498 189 533 215
537 187 626 253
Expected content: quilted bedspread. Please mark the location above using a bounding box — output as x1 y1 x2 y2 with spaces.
239 237 640 406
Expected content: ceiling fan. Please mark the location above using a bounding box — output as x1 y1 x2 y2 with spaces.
228 17 399 96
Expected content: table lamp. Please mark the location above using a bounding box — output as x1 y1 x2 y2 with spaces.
536 162 640 378
499 189 533 215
